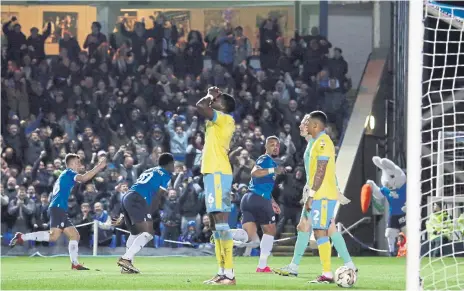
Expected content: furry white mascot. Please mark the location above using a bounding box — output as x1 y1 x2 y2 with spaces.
366 156 407 256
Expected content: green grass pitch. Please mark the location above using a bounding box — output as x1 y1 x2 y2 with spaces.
1 256 463 290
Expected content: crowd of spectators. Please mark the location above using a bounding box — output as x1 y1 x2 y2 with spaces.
1 12 351 249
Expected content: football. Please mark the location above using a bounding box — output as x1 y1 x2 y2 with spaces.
334 266 357 288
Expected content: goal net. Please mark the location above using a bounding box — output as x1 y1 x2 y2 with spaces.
408 1 464 290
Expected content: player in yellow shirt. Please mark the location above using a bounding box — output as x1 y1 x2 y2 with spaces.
196 87 236 285
302 111 356 284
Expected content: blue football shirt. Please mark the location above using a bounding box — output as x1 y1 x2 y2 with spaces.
248 154 277 200
381 184 407 216
130 167 172 205
49 169 78 211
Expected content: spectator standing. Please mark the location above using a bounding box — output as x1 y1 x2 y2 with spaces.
7 185 35 233
2 16 27 63
161 189 181 248
178 178 202 234
167 114 197 162
32 193 49 236
93 202 113 246
83 22 107 58
26 23 51 61
59 32 81 61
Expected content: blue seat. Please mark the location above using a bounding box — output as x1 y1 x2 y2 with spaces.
110 235 117 248
2 232 13 246
251 248 260 256
121 234 127 247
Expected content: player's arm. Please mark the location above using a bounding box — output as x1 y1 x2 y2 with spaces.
196 87 221 120
251 165 285 177
75 158 107 183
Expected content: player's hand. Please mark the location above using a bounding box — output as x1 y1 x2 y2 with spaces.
304 197 312 212
272 200 281 214
207 86 221 99
111 214 124 226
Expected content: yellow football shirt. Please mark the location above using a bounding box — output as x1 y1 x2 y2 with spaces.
201 110 235 175
308 132 338 200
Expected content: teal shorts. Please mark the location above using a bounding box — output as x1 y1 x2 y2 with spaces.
310 199 337 230
203 173 233 213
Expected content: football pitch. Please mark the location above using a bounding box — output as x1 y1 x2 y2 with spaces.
1 256 463 290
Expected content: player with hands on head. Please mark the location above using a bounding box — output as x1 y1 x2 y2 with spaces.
196 86 237 285
9 154 107 270
239 136 284 273
116 153 175 274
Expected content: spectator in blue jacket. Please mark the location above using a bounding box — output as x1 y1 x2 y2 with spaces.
216 28 235 73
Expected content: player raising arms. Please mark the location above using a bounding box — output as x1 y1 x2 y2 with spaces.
9 153 107 270
116 153 174 274
302 111 355 283
240 136 284 273
196 87 236 285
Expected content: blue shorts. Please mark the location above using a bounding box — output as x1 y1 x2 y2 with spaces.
240 192 275 225
49 207 73 229
203 173 233 213
310 199 337 230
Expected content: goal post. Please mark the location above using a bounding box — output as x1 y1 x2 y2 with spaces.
409 1 464 290
406 1 424 291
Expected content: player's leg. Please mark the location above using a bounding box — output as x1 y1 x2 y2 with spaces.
10 208 64 247
328 219 356 271
273 208 312 277
203 174 225 283
117 192 154 273
240 193 260 247
258 223 276 272
62 225 88 270
309 199 333 284
385 227 400 256
204 173 235 285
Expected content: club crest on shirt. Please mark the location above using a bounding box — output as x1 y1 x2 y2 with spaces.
320 139 326 150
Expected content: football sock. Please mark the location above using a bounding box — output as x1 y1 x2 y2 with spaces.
386 236 396 254
126 234 138 263
213 231 224 275
23 231 50 242
217 223 234 279
330 232 355 269
291 231 310 267
317 236 332 275
68 240 79 265
122 232 153 261
258 234 274 269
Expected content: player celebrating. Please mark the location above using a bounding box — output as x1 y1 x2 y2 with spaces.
301 111 356 283
116 153 174 274
240 136 283 273
196 87 236 285
9 154 107 270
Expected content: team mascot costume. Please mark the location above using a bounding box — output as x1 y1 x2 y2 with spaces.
361 156 407 256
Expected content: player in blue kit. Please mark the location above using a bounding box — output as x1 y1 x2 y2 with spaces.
9 153 107 270
240 136 284 273
116 153 174 274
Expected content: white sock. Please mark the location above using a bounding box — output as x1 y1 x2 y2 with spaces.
345 261 356 270
23 231 50 242
224 268 234 279
218 268 224 275
258 234 274 269
122 232 153 261
126 234 138 263
68 240 79 265
387 237 396 253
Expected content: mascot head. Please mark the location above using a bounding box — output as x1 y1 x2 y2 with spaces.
372 156 406 190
